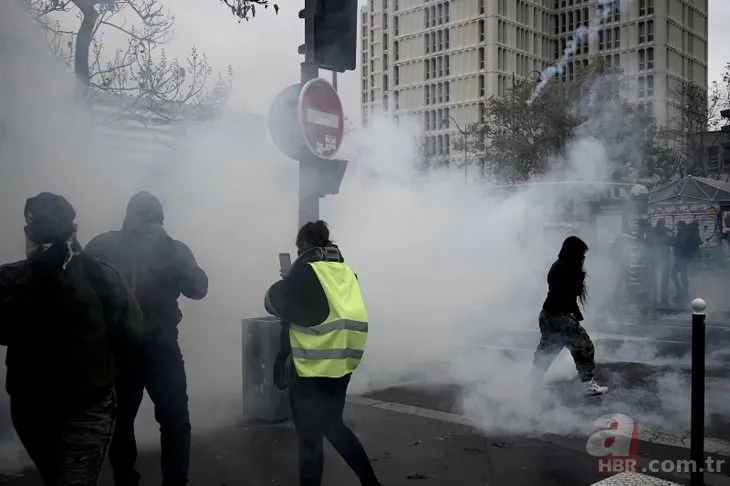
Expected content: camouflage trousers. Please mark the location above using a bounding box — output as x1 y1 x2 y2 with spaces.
531 310 596 382
11 388 116 485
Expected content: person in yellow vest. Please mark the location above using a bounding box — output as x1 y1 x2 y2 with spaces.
264 220 382 486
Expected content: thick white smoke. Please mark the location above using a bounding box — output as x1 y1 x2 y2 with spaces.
0 0 718 478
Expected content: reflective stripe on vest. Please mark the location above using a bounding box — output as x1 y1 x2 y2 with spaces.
289 261 368 379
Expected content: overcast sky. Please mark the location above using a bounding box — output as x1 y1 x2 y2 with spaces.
166 0 729 121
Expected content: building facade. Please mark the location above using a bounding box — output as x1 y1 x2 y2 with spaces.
360 0 709 165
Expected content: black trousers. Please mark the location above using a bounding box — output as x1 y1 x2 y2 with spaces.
289 374 380 486
11 388 116 485
108 330 191 486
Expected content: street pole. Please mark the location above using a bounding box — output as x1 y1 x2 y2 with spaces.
299 61 320 228
690 297 707 486
463 140 467 186
447 115 468 187
511 72 516 185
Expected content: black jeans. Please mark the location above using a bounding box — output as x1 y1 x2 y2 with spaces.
11 388 116 485
532 310 596 382
671 257 690 300
289 374 380 486
109 329 191 486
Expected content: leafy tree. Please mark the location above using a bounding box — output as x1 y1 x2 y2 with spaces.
23 0 232 121
454 57 661 184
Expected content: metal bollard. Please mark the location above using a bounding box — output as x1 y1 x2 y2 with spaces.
690 297 707 486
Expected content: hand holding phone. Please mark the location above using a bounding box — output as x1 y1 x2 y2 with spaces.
278 253 292 278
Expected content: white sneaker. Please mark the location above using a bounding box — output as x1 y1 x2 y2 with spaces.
583 379 608 396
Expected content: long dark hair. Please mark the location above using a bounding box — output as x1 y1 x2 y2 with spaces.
296 220 333 253
558 235 589 305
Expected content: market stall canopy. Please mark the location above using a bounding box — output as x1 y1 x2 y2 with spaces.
649 176 730 204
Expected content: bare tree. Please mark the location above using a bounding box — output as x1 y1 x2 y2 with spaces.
659 80 723 178
220 0 278 21
23 0 233 121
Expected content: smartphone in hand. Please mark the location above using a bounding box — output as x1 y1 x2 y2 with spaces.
278 253 292 278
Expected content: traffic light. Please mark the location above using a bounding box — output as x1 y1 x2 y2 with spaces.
298 0 358 72
721 109 730 133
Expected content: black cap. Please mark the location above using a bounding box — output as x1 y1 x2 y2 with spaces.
24 192 76 245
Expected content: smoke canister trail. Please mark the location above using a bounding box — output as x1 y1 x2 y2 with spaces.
526 0 627 106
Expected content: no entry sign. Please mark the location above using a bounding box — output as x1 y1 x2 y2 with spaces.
297 78 344 159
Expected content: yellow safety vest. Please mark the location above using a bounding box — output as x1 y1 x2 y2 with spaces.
288 261 368 378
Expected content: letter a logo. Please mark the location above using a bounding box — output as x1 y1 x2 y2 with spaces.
586 413 639 459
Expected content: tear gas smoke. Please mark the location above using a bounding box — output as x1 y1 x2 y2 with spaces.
0 0 721 477
527 0 628 105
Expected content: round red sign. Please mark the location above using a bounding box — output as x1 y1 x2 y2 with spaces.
297 78 344 160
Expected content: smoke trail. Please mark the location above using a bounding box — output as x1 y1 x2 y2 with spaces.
526 0 627 106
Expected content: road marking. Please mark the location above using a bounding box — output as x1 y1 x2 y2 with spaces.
591 472 681 485
347 394 730 456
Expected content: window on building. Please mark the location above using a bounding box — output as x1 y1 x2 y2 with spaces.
425 7 430 28
479 75 485 96
431 58 437 78
425 86 431 105
424 111 430 130
614 53 621 67
479 19 485 42
394 0 398 11
479 102 486 122
425 60 430 79
445 81 450 101
639 0 646 16
639 49 646 70
444 107 450 127
437 4 443 24
383 0 387 9
444 134 450 154
647 0 653 15
394 65 400 85
437 108 443 128
383 53 388 70
432 34 437 52
394 16 399 35
394 41 399 60
437 56 443 77
479 0 484 14
479 47 485 69
394 90 399 110
598 30 604 51
614 27 620 48
437 82 443 103
646 47 654 69
638 22 645 44
445 29 450 49
606 28 612 49
383 75 388 90
383 14 388 30
445 2 449 23
445 55 450 75
647 20 654 42
438 30 443 50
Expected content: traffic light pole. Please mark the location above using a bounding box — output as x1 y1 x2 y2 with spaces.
298 61 320 228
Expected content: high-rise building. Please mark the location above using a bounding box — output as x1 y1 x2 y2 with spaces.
360 0 709 165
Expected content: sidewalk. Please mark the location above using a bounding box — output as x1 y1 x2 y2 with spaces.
0 399 726 485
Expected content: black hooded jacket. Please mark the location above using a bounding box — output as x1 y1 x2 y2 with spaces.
85 192 208 334
542 236 588 320
0 247 143 405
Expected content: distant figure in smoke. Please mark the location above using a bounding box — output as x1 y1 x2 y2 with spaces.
530 236 608 396
85 191 209 486
671 220 701 304
264 221 382 486
649 219 672 307
0 193 143 485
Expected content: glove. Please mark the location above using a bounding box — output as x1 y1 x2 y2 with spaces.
273 352 294 390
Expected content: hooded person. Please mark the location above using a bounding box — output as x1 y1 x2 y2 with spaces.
0 192 143 485
529 236 608 396
84 191 208 486
264 220 382 486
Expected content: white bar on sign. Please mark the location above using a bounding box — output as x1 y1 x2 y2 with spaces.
306 108 339 129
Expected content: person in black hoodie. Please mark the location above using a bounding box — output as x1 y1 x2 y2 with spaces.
0 192 143 485
530 236 608 396
85 191 208 486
